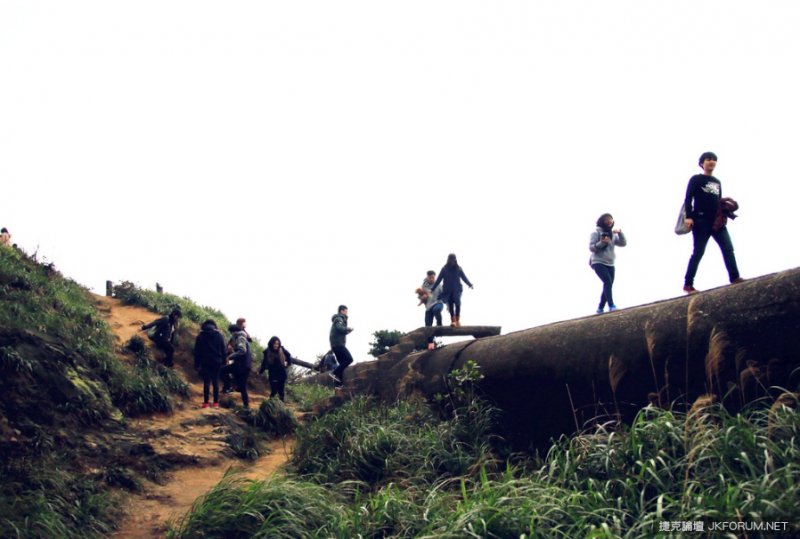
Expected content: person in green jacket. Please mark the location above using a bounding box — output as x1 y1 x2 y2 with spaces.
329 305 354 387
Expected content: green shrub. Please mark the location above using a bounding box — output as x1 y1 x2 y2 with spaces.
286 383 333 412
249 399 299 437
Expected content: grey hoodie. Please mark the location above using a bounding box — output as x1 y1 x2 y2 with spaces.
589 228 627 266
421 280 443 311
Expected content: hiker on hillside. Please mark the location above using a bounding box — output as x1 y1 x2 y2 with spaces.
258 336 293 402
329 305 354 387
431 254 473 327
419 270 444 349
219 324 253 408
141 308 182 368
193 319 227 408
220 318 250 393
589 214 627 313
0 228 12 249
236 318 253 342
682 152 744 293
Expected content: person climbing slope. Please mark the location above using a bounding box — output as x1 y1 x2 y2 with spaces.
258 336 293 402
141 308 182 368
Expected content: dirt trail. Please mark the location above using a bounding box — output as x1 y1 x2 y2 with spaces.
93 296 295 539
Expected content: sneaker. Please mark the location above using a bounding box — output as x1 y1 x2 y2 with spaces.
201 403 210 409
222 388 234 394
731 277 745 284
328 372 341 384
427 343 435 350
213 403 220 408
596 308 604 314
683 285 699 294
609 305 617 311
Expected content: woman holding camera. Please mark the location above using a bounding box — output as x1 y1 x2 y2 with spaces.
589 213 627 313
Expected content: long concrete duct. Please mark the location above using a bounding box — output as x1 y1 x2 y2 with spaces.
309 268 800 449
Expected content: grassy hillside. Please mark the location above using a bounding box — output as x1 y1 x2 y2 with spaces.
0 249 280 538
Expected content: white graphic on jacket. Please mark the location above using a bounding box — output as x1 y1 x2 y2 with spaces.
701 182 720 196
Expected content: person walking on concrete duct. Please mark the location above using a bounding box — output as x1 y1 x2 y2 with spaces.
329 305 354 388
589 214 627 313
193 319 227 408
219 324 253 408
683 152 744 294
431 254 473 326
419 270 444 349
259 336 293 402
141 308 182 368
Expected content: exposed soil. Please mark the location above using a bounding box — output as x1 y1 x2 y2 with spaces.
93 296 295 539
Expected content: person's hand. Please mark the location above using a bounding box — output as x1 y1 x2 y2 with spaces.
685 218 694 231
470 285 474 290
601 236 612 244
613 229 621 234
348 327 354 333
140 325 146 331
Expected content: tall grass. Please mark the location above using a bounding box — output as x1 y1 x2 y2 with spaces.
286 382 334 412
173 387 800 538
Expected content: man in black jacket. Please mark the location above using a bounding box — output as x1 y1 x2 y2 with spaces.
141 308 182 368
193 319 227 408
329 305 354 388
683 152 743 294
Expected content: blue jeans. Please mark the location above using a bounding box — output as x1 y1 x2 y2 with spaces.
425 303 444 343
592 263 615 310
684 222 739 286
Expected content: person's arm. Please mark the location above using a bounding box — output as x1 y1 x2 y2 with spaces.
193 336 201 370
228 336 247 364
589 231 606 252
614 231 627 247
258 352 268 374
459 269 473 288
684 177 697 220
282 347 292 365
431 268 445 291
141 317 161 330
334 317 349 335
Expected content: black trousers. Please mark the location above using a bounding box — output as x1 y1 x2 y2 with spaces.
270 379 286 401
331 345 353 385
684 222 739 286
153 337 175 367
592 263 616 310
201 364 221 404
220 364 250 407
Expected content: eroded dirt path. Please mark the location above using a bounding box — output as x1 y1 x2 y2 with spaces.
94 296 296 539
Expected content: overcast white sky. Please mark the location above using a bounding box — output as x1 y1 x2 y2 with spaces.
2 2 799 364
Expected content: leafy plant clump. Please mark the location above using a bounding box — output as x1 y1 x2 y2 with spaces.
246 398 299 437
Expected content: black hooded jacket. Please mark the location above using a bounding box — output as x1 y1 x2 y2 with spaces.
193 321 227 369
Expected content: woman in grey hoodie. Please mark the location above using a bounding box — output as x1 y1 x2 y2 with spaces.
589 213 627 313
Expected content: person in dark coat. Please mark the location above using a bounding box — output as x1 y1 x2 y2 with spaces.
329 305 354 387
431 254 474 327
193 319 227 408
219 324 253 408
141 308 182 367
258 336 293 402
682 152 744 293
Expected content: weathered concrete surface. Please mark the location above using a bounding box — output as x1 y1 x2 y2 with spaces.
307 268 800 449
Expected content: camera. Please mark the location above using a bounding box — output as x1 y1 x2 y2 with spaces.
600 232 611 240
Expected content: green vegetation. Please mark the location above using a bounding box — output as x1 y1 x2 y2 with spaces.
368 328 440 358
171 360 800 538
286 382 334 412
0 250 200 538
246 398 299 437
